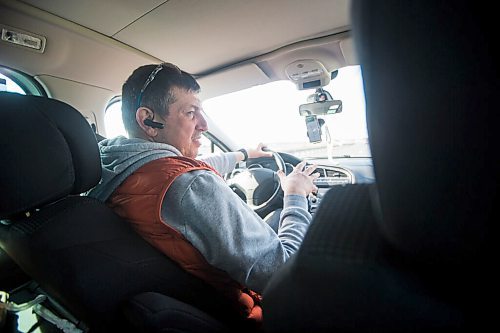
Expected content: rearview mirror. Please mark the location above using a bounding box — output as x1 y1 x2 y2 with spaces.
299 87 343 116
299 100 342 116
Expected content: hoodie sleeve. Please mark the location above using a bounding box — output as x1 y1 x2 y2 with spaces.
198 152 239 175
161 169 312 294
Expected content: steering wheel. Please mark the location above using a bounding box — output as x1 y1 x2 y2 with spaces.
226 150 287 217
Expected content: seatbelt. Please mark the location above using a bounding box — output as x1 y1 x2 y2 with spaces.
0 291 7 327
33 303 83 333
0 291 83 333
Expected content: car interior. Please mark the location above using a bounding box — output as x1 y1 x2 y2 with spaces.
0 0 494 332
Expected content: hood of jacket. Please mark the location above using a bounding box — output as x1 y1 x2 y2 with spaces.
87 136 181 201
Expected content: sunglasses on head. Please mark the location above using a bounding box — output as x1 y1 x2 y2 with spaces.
136 62 181 111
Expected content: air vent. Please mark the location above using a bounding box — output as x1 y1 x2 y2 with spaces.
325 169 348 178
313 166 352 187
314 168 326 177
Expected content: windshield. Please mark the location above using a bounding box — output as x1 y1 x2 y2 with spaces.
203 65 369 159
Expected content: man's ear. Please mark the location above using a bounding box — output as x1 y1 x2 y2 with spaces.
136 107 158 137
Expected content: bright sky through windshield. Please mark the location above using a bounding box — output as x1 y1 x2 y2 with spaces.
203 66 368 156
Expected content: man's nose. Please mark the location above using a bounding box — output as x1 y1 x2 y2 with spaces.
196 111 208 132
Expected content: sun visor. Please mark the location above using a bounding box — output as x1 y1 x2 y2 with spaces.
197 63 270 100
340 37 359 65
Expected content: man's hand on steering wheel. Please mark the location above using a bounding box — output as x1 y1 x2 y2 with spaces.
237 143 273 162
228 144 288 217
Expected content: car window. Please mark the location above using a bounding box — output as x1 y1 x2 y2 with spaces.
197 135 225 155
203 65 369 159
0 73 27 94
0 67 46 96
104 99 127 138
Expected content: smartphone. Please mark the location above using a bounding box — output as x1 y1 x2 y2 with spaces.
305 115 322 143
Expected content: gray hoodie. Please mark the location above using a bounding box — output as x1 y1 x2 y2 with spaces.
87 136 312 293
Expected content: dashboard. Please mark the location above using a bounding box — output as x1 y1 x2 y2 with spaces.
243 153 375 214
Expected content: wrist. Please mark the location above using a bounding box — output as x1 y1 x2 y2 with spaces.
283 194 309 210
284 189 307 197
238 148 248 162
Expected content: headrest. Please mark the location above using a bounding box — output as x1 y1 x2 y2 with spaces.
0 93 102 219
353 1 495 263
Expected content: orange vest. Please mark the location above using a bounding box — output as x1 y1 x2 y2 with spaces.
107 156 262 322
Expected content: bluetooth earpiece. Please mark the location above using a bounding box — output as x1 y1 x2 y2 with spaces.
144 118 164 129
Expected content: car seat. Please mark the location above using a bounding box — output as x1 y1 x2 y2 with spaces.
0 92 242 332
262 1 496 332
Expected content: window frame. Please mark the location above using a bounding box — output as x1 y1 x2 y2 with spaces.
0 66 47 96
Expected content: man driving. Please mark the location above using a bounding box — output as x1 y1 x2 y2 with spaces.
87 63 319 323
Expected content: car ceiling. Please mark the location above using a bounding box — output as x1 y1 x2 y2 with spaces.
17 0 351 75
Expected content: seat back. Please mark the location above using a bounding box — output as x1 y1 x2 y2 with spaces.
263 1 495 331
0 92 236 332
